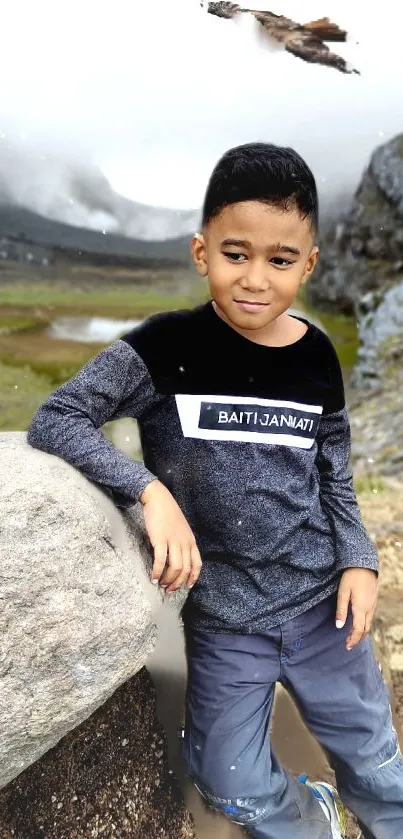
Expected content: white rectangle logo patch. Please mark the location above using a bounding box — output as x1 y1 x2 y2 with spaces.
175 394 323 449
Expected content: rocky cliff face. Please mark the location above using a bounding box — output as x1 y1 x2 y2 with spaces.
307 134 403 316
306 133 403 389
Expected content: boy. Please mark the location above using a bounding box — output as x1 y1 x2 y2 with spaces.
28 143 403 838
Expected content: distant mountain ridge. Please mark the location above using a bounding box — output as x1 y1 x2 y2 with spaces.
0 142 199 267
0 203 193 267
0 142 200 240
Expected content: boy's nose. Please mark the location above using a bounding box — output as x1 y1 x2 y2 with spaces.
240 266 269 293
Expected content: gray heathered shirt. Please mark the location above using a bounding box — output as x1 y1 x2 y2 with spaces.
27 301 378 633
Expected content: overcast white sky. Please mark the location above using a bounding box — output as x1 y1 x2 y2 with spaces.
1 0 402 209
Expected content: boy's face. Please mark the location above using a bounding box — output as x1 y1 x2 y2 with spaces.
191 201 319 338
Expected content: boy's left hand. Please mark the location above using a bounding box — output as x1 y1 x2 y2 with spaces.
335 568 378 651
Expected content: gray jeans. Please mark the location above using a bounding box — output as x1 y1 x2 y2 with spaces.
182 595 403 838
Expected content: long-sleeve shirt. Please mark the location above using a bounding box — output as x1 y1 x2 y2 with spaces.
28 300 378 633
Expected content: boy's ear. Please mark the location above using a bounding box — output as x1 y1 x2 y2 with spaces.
191 233 208 277
300 245 319 286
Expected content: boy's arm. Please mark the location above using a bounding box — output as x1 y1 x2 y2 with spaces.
315 406 378 575
316 343 378 650
28 335 203 593
27 339 157 507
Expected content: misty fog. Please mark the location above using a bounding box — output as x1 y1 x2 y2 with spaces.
1 0 402 237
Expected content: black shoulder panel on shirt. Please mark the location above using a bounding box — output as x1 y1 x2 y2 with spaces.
119 306 204 394
309 326 345 415
119 304 345 412
120 307 196 368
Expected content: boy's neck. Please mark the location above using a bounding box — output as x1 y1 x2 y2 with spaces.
211 301 308 348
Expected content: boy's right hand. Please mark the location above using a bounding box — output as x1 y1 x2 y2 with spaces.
140 480 202 593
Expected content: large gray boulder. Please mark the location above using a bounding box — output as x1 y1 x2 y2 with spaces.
0 431 186 790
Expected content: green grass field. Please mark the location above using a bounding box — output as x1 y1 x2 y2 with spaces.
298 290 359 370
0 271 209 429
0 280 209 319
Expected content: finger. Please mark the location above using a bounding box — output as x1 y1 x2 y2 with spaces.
364 608 374 636
346 628 365 650
166 547 191 593
346 611 366 650
159 543 183 588
335 580 351 629
151 542 168 584
187 542 202 588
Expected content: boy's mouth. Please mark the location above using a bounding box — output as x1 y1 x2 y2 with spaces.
234 300 269 314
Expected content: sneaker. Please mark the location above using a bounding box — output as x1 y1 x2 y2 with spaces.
299 775 347 838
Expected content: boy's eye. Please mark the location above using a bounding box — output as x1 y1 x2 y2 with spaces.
223 251 247 263
270 257 293 267
223 252 294 266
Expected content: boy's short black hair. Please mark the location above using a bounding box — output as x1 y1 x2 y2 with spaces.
202 142 318 233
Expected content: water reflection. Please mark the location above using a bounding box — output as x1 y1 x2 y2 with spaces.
47 316 141 343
